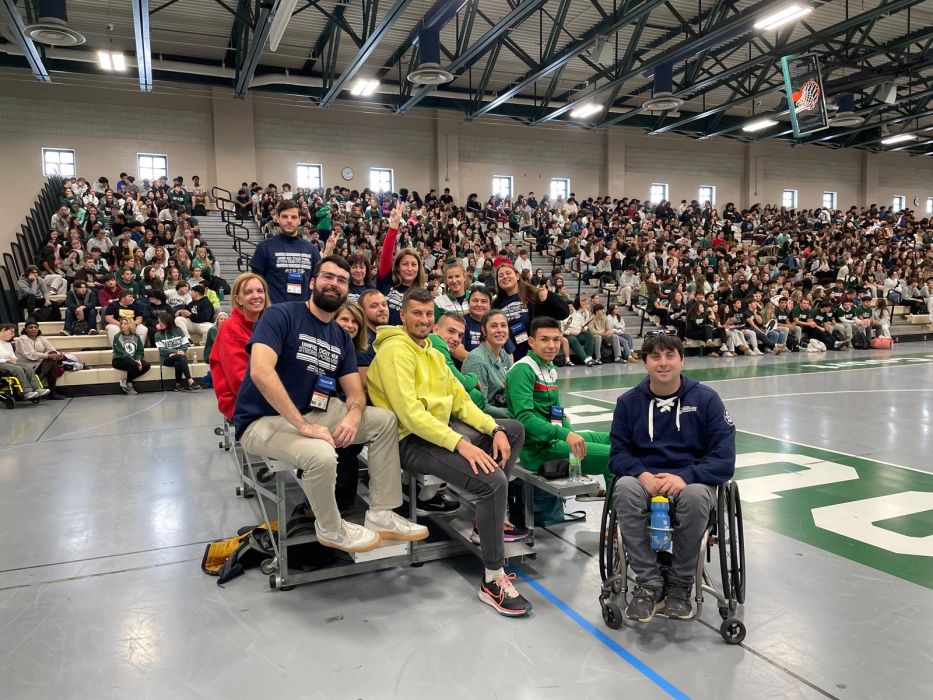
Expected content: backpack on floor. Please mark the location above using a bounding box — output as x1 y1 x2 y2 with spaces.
806 339 826 352
71 319 91 336
870 336 892 349
851 329 869 349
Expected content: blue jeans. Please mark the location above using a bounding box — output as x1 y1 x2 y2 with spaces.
64 306 97 333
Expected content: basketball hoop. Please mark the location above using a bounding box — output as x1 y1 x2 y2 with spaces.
793 79 821 113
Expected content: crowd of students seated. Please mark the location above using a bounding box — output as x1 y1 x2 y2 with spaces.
6 173 933 402
223 180 932 358
7 173 230 395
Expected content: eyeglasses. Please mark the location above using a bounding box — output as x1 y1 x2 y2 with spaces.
317 271 350 286
643 329 679 338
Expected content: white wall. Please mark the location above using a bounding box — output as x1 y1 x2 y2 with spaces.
3 74 933 256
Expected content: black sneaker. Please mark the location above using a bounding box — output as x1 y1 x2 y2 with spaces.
174 382 189 392
188 381 203 391
415 493 460 517
662 585 693 620
503 519 529 542
626 585 662 623
478 573 532 617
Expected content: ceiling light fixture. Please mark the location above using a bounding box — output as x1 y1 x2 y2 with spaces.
570 103 602 119
742 118 779 132
350 79 380 96
880 133 917 145
98 50 126 71
754 4 813 31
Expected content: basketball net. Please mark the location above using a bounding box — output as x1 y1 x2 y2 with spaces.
792 79 821 114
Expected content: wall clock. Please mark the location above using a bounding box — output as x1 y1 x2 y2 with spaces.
341 167 354 181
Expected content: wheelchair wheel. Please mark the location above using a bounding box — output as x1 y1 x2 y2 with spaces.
602 601 624 630
716 486 735 609
720 617 746 645
598 480 616 582
729 481 746 605
3 397 13 409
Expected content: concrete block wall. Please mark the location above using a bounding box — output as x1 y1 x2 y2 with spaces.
2 73 931 257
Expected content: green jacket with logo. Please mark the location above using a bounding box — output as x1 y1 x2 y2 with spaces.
505 352 571 468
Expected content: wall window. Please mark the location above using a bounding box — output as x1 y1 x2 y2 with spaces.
698 185 716 206
822 191 837 210
782 189 798 209
369 167 393 193
926 197 933 215
137 153 167 183
551 178 570 201
297 163 323 190
892 195 905 211
42 148 75 178
649 182 668 203
492 175 513 199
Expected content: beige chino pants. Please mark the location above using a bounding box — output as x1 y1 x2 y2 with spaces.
241 400 403 532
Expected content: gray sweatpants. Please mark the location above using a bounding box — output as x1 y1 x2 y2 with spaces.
241 400 403 533
613 476 716 590
399 419 524 570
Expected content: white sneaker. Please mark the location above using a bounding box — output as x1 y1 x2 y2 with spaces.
364 509 429 542
753 349 764 355
315 519 381 553
584 357 595 366
24 391 39 400
37 388 51 397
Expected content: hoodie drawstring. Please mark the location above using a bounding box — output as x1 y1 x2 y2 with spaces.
648 396 680 442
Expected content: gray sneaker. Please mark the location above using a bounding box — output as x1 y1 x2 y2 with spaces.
662 585 693 619
626 585 662 623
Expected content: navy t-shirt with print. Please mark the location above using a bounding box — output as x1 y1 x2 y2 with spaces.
356 327 377 368
377 276 408 326
233 302 356 439
250 234 320 305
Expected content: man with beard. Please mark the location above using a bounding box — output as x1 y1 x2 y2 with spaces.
235 256 427 553
250 199 320 305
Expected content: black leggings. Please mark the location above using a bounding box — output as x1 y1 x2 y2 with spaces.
162 354 191 382
686 325 726 345
112 357 152 382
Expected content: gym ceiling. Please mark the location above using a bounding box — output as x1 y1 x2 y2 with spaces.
1 0 931 152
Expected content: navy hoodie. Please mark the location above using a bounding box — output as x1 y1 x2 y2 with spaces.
608 375 735 485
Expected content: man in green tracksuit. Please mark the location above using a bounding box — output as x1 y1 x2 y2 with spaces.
429 313 486 409
505 316 611 477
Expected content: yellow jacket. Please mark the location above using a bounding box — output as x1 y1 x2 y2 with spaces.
368 326 496 450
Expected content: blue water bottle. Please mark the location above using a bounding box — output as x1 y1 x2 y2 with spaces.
649 496 673 553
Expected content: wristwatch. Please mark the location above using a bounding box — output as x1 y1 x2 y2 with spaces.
491 426 505 437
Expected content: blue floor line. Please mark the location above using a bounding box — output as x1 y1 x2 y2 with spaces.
510 566 691 700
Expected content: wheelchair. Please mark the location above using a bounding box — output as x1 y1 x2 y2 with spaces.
597 477 747 644
0 369 41 409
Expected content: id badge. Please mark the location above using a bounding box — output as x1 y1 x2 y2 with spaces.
286 271 303 296
511 322 528 345
310 374 336 411
550 405 564 426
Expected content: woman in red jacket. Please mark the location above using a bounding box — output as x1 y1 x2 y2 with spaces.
210 272 269 420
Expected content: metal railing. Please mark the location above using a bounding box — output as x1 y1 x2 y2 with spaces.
0 175 64 322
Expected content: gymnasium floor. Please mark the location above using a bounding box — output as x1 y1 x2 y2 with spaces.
1 344 931 699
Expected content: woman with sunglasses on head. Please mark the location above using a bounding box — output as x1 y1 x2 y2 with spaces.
493 262 568 360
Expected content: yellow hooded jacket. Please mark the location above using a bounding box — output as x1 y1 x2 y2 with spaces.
368 326 496 450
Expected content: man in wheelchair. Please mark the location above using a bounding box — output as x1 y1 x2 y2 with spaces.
608 332 735 623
